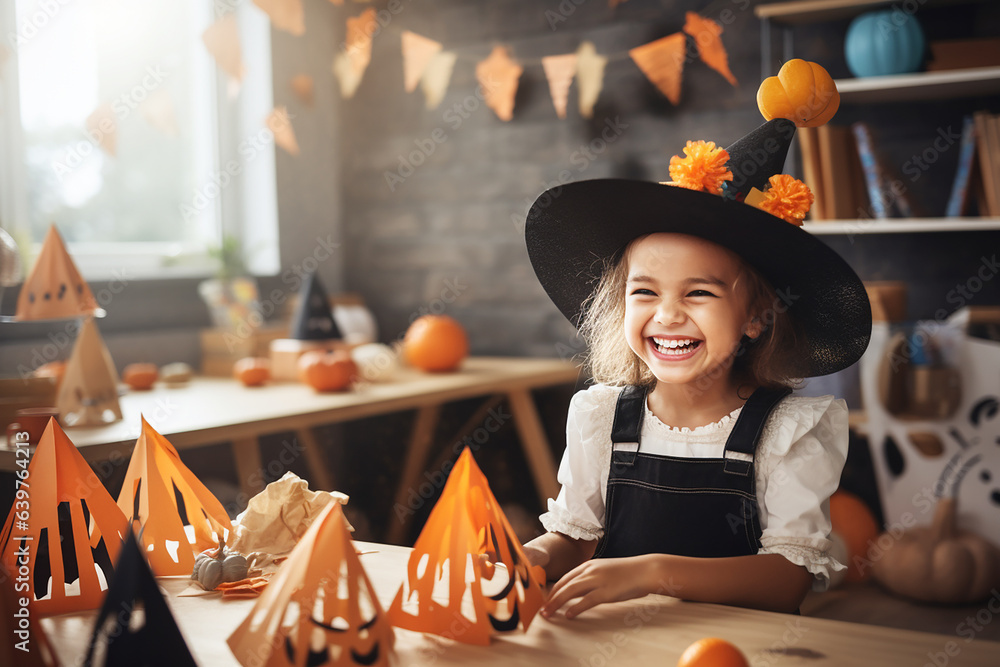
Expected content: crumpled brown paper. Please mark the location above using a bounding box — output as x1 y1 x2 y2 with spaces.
230 471 350 555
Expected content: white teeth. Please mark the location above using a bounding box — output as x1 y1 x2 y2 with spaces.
652 337 699 355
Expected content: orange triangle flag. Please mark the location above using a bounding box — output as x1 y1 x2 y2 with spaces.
542 53 578 119
16 225 99 321
629 32 687 105
267 106 301 156
0 419 128 616
85 104 117 156
683 12 737 86
253 0 306 36
401 30 442 93
1 563 59 665
57 317 122 427
290 73 315 106
202 14 245 82
117 417 232 577
333 8 378 98
476 46 522 122
421 51 456 109
576 41 607 118
228 503 394 667
387 448 546 645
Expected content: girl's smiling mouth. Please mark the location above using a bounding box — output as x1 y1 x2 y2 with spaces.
649 336 703 360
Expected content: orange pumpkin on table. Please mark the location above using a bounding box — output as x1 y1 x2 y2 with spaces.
233 357 271 387
122 363 158 390
403 315 469 372
298 350 357 392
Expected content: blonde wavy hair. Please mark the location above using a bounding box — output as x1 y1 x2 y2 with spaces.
580 235 806 395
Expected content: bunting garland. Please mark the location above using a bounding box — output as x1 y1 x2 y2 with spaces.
541 53 578 119
629 32 687 105
401 30 442 93
420 51 457 109
476 46 522 122
576 41 607 119
332 7 378 98
683 11 738 86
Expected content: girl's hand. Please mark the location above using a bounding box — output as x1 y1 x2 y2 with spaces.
541 555 661 619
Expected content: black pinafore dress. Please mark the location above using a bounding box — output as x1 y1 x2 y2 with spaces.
594 385 791 559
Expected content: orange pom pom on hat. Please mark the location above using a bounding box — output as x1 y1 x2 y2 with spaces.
524 63 870 379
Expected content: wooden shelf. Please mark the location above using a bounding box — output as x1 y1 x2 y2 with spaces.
803 217 1000 234
835 66 1000 103
756 0 980 24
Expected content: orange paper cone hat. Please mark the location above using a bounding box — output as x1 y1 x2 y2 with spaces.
117 417 232 576
228 503 394 667
629 32 687 105
387 448 546 645
15 225 99 321
57 317 122 427
1 562 59 665
0 419 127 616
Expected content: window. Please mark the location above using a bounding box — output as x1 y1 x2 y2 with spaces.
0 0 278 280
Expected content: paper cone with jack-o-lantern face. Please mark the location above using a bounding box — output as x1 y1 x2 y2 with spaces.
57 317 122 427
0 419 127 616
15 225 99 321
116 417 232 576
228 503 394 667
387 447 546 645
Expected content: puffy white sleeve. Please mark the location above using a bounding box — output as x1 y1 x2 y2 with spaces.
756 395 850 591
538 385 619 542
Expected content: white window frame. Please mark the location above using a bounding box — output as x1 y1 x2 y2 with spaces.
0 1 279 282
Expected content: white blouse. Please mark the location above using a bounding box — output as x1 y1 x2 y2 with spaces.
540 384 849 591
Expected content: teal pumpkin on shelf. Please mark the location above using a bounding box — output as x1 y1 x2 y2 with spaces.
845 9 925 78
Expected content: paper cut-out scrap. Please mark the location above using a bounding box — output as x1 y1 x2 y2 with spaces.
86 104 117 156
421 51 457 110
57 317 122 427
140 89 178 135
332 8 378 98
291 271 343 341
81 530 196 667
401 30 442 93
116 417 232 576
254 0 305 36
576 41 607 119
268 106 301 156
683 12 737 86
202 14 245 82
228 503 394 667
387 448 546 645
0 419 127 616
291 74 315 106
476 46 522 122
542 53 578 119
629 32 687 105
0 562 59 666
15 225 100 321
231 471 350 556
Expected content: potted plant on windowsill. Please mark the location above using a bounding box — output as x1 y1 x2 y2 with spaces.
197 234 263 331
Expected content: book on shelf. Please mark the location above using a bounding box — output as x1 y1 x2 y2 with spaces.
798 124 870 222
973 111 999 217
945 115 977 217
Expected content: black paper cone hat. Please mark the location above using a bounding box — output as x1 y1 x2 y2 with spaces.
525 60 871 378
82 530 196 667
290 271 343 341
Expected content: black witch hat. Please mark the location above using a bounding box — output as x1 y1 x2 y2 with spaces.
290 271 343 341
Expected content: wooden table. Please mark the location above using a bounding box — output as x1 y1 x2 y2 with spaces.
38 540 1000 666
0 357 580 542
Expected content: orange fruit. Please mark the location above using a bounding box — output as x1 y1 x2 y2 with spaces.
402 315 469 372
829 490 880 583
122 363 158 390
297 350 357 392
677 637 749 667
233 357 271 387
